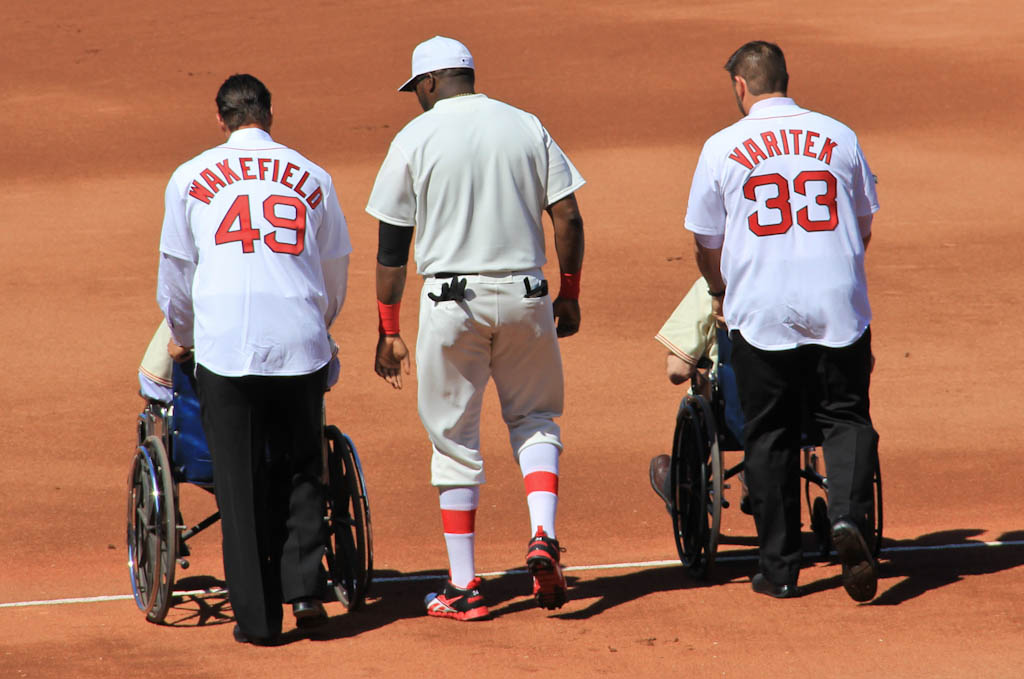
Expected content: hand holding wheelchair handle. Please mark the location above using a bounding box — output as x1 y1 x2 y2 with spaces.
690 356 714 399
167 339 193 364
710 295 725 327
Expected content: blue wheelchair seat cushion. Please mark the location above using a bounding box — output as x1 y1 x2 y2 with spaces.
171 361 214 484
716 328 747 449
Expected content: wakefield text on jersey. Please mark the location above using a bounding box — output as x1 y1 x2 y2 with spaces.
728 128 838 170
187 157 324 209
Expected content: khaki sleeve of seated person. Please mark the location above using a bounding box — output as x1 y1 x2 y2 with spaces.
654 277 717 367
139 319 175 388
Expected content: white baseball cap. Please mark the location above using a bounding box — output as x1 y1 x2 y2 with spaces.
398 36 475 92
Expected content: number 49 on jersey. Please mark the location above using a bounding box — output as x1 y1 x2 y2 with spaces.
215 194 307 255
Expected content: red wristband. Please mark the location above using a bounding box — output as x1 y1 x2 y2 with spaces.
558 270 581 300
377 300 401 336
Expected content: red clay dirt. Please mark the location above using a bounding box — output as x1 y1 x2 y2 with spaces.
2 1 1022 677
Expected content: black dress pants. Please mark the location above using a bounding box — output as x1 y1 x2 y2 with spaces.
730 329 878 587
196 363 328 638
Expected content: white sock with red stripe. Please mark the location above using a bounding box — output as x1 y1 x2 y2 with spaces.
438 485 479 589
519 443 560 540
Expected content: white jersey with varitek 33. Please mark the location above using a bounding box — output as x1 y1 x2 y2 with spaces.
685 97 879 351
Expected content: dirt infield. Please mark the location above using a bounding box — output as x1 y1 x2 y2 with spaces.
2 1 1022 676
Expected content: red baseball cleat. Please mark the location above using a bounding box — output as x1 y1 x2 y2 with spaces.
526 529 567 610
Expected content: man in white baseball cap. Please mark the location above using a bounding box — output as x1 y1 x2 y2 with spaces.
368 34 586 621
398 35 475 92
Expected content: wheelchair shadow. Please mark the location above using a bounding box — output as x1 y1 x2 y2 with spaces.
165 571 470 642
861 529 1024 606
164 571 455 640
163 575 232 628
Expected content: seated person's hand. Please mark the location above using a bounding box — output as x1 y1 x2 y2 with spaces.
666 352 696 385
167 339 193 364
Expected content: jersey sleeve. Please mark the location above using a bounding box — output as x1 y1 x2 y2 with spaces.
654 278 715 364
684 143 727 238
157 170 197 347
366 142 417 227
316 178 353 261
321 253 349 330
317 177 352 329
851 143 880 217
156 252 196 348
159 171 198 262
544 131 586 207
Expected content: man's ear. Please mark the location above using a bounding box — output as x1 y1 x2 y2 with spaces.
733 75 747 100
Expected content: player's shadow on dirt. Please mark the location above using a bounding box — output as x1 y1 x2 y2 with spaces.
863 529 1024 606
312 567 679 626
488 563 746 621
308 569 513 640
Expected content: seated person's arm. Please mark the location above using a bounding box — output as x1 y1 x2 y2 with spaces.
666 352 697 385
139 320 176 402
655 277 715 385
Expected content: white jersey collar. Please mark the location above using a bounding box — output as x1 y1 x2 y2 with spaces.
747 97 798 117
224 127 276 146
432 93 487 110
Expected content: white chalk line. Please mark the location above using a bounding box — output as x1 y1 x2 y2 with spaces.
2 539 1022 610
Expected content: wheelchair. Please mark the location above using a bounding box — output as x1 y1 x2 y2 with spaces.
668 329 883 578
126 360 373 624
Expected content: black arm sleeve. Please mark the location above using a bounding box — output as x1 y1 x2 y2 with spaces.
376 222 414 267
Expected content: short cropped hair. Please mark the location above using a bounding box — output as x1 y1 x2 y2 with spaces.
724 41 788 96
434 67 475 85
216 74 272 131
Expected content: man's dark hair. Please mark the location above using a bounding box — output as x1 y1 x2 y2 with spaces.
216 74 272 131
434 67 475 85
724 41 788 95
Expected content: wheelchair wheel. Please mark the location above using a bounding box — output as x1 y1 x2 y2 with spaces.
868 453 883 557
669 395 720 578
694 395 723 568
810 497 831 558
126 435 177 623
803 448 884 559
803 449 831 558
324 426 373 611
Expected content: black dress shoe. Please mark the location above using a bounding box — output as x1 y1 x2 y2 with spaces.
292 598 328 629
831 519 878 602
232 624 281 646
751 573 799 599
649 455 672 512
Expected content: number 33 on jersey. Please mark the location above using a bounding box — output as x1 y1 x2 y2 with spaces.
685 98 877 248
683 97 879 350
